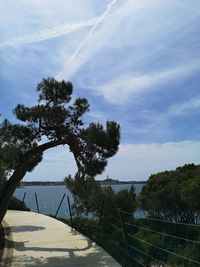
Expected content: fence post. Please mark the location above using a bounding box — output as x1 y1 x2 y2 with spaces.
22 192 26 204
55 193 66 218
67 196 73 228
119 210 133 267
97 199 104 240
34 192 40 213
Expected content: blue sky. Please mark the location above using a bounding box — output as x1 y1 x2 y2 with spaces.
1 0 200 181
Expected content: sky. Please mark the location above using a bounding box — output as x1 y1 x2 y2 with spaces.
0 0 200 181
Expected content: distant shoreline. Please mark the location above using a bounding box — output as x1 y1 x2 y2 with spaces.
21 180 146 186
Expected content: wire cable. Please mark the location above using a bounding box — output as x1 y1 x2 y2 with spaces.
120 210 200 227
103 240 132 267
103 209 121 224
126 222 200 245
145 216 200 227
109 221 123 235
107 226 124 245
128 233 200 265
129 244 170 267
132 257 146 267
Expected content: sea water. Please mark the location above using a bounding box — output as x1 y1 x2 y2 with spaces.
14 184 145 219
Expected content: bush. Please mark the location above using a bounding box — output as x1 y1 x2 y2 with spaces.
8 196 30 211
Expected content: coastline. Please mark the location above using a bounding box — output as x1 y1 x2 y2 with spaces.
20 180 146 187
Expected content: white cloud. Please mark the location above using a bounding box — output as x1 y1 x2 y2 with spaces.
87 110 107 120
141 96 200 129
90 63 199 104
168 97 200 116
24 146 77 181
102 141 200 180
0 18 99 47
24 141 200 181
43 146 74 162
57 0 155 80
56 0 118 80
1 0 200 182
56 0 200 81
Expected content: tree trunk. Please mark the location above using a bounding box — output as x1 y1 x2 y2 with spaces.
0 139 72 223
0 160 28 222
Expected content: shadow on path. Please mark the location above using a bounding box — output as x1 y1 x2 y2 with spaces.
3 237 117 266
4 225 45 233
4 235 93 253
4 252 117 267
2 211 120 266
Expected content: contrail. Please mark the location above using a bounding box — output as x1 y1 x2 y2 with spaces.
0 18 98 47
56 0 117 80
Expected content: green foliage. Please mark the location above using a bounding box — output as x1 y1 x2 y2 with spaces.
8 196 30 211
65 175 103 215
65 176 137 266
82 121 120 158
0 163 7 191
65 176 136 217
68 217 99 240
37 78 73 105
136 164 200 266
167 242 200 266
0 77 120 221
0 119 43 175
64 177 138 266
0 77 120 181
104 185 136 213
139 164 200 223
133 224 200 267
64 164 200 267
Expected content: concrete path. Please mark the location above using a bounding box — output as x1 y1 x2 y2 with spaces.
1 210 121 267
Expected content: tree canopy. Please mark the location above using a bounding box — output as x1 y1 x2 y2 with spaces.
0 77 120 222
139 164 200 223
65 175 136 217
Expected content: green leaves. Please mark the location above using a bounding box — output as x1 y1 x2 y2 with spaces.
67 98 89 127
3 77 123 222
65 174 136 217
82 121 120 157
37 77 73 105
139 164 200 223
0 77 120 183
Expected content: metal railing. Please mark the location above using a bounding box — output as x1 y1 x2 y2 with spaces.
18 191 200 267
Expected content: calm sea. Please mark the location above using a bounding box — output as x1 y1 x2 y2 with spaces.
14 184 145 218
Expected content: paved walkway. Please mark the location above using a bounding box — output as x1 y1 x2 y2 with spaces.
1 210 121 267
